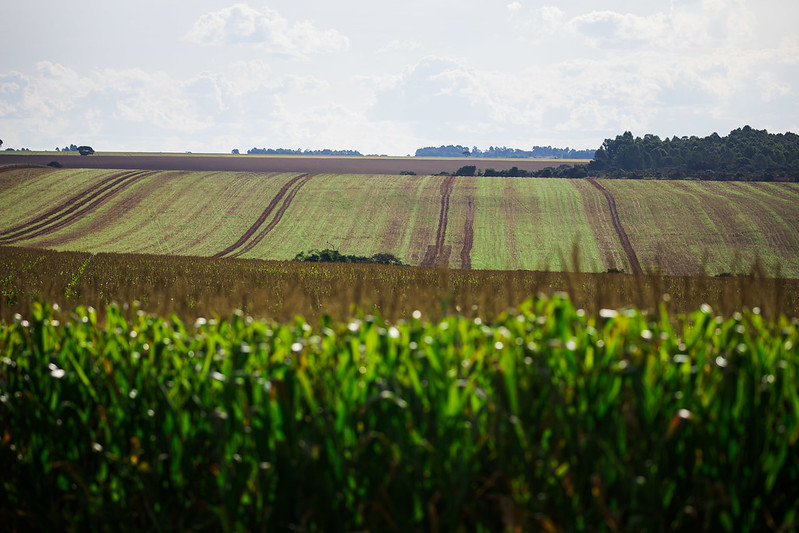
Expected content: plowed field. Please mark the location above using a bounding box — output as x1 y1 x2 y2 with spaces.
1 166 797 276
0 152 578 175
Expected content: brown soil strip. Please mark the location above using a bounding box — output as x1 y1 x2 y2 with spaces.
460 195 475 269
230 174 314 258
0 153 586 176
213 174 309 258
48 171 190 251
0 171 150 245
572 180 627 272
216 174 313 259
587 178 643 275
0 171 142 238
421 175 456 267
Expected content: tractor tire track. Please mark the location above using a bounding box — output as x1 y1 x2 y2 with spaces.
0 171 150 245
587 178 643 275
422 175 456 268
460 195 475 269
215 174 313 259
0 171 143 239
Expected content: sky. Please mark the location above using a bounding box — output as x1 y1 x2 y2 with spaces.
1 0 798 155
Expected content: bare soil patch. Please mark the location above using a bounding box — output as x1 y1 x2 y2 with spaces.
0 153 582 176
216 174 314 259
461 196 475 269
421 175 456 267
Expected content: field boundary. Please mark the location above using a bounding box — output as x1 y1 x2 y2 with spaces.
0 153 583 176
215 174 313 259
461 196 475 269
0 171 150 245
422 175 456 267
587 178 643 275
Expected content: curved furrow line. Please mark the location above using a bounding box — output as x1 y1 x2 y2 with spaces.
587 178 643 275
460 195 475 269
229 174 314 259
214 174 310 259
0 170 141 238
421 175 456 268
0 171 150 245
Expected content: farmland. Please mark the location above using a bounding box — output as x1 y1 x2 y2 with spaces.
0 151 577 176
3 245 798 325
2 292 797 531
2 154 799 531
0 164 797 276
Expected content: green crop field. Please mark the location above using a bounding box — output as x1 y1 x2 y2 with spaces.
1 168 797 276
2 296 797 531
2 163 799 531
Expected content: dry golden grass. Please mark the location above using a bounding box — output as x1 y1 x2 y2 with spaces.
1 245 796 324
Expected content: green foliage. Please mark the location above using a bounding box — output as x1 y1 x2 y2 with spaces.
415 144 595 159
1 297 797 531
247 147 363 156
293 248 404 265
454 165 477 177
589 127 799 180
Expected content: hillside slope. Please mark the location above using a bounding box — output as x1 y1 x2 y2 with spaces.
1 167 797 276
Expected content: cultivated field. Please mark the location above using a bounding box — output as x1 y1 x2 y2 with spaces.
3 154 799 532
3 245 797 324
1 165 797 276
0 152 579 175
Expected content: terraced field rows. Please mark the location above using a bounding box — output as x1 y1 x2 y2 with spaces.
0 167 797 276
598 180 799 276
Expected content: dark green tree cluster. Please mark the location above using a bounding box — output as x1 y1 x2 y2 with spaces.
453 165 587 178
293 248 403 266
588 126 799 181
415 144 594 159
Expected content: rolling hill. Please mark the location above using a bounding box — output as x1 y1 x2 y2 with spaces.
1 165 797 276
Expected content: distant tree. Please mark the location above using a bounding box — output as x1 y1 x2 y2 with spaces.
231 149 240 154
0 139 3 149
77 146 94 156
454 165 477 176
293 248 403 265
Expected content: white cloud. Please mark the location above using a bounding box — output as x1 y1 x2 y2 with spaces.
376 40 423 55
540 6 565 25
567 10 670 47
183 4 349 59
2 0 798 153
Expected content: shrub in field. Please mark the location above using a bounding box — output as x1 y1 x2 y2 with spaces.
1 297 797 531
293 248 404 266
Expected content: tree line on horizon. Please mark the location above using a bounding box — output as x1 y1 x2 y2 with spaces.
415 144 595 159
242 147 365 156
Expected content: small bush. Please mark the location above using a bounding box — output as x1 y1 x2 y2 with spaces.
293 248 403 265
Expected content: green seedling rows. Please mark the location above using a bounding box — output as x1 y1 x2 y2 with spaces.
0 169 798 275
1 297 797 531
